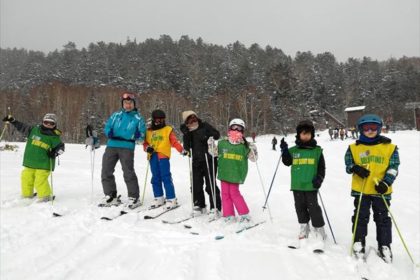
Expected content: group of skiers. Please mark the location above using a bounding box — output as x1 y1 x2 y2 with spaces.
2 91 400 263
328 126 359 140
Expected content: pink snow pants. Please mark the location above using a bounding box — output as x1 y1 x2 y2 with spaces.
221 180 249 217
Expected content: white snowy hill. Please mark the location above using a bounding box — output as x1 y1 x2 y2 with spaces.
1 131 419 280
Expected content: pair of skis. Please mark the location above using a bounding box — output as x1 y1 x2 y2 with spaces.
100 204 180 221
214 221 266 240
287 238 325 254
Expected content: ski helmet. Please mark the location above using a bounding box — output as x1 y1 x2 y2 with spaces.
229 118 245 129
357 114 382 133
152 109 166 119
296 120 315 138
121 92 136 107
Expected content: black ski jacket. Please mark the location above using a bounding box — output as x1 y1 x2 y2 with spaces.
180 119 220 163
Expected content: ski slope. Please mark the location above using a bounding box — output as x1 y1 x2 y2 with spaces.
1 131 419 280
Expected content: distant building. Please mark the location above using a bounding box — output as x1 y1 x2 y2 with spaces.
344 106 366 128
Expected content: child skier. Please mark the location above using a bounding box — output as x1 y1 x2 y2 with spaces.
143 109 188 210
208 118 258 225
345 114 399 263
2 113 65 202
280 120 327 244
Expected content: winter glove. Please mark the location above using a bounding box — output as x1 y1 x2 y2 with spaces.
350 165 370 179
134 130 141 139
207 136 215 147
47 143 65 158
312 176 323 189
108 129 114 138
375 180 389 194
2 115 15 123
181 149 190 157
280 138 288 152
248 143 258 162
146 146 155 154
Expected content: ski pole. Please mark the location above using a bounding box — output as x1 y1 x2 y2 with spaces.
188 148 194 212
90 148 95 204
49 156 61 217
211 140 218 212
250 147 273 222
262 152 282 210
0 123 8 142
86 125 95 204
318 191 337 244
204 153 217 211
371 178 419 266
0 107 12 142
350 174 368 256
141 160 150 205
380 194 418 266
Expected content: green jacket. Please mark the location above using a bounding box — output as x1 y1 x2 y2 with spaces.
289 146 322 191
217 139 250 184
13 121 63 171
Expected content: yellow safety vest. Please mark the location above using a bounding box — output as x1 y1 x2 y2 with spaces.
145 126 173 159
349 142 396 195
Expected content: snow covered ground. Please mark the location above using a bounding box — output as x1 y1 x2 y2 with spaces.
1 130 419 280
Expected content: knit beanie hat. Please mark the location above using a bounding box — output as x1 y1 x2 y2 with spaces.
43 113 57 124
296 120 315 138
182 110 197 123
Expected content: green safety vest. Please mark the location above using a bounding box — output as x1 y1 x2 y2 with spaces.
217 139 250 184
289 146 322 191
23 126 62 171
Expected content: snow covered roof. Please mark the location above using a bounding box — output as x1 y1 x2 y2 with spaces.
344 106 366 112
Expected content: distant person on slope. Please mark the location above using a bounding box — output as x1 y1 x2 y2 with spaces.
180 110 222 219
271 136 278 150
280 120 327 247
2 113 64 202
99 92 146 209
345 114 400 263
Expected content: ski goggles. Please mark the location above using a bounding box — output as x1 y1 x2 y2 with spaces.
362 123 379 132
229 124 244 132
43 120 55 126
121 92 135 100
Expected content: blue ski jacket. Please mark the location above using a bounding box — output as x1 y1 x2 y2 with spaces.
104 109 146 150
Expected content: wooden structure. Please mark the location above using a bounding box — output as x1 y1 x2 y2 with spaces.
344 106 366 128
405 102 420 130
323 109 345 128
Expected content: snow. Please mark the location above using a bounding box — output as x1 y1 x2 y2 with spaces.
344 106 366 112
1 131 419 280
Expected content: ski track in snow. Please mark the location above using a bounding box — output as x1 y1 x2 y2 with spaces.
1 131 419 280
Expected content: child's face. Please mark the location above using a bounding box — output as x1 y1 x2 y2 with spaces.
299 131 312 142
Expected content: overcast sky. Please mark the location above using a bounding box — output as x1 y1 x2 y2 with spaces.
1 0 419 62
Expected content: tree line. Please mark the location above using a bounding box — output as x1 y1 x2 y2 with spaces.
0 35 419 143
